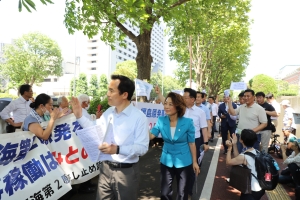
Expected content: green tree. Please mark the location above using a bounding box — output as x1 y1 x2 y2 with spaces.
250 74 278 96
113 60 138 80
76 73 88 96
88 74 98 98
69 78 77 98
0 32 63 88
276 80 299 96
62 0 197 81
99 74 108 98
18 0 53 12
169 0 250 96
149 73 182 99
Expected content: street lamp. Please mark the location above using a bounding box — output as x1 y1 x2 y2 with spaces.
73 56 80 96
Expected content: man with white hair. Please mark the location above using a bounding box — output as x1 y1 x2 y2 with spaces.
281 100 296 134
77 94 102 121
57 96 72 115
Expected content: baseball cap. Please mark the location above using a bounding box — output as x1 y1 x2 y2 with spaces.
280 100 291 106
282 126 293 131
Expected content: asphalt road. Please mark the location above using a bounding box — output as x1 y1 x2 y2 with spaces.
63 141 216 200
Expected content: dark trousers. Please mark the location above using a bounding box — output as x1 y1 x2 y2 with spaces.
160 163 192 200
211 116 217 138
188 136 204 195
97 161 140 200
240 190 265 200
221 124 236 153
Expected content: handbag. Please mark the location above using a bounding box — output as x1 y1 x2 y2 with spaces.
229 156 252 194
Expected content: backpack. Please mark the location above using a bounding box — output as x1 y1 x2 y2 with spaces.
244 150 279 190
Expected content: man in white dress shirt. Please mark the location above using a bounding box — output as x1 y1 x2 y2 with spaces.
183 88 209 199
0 84 33 132
71 75 149 200
208 96 218 142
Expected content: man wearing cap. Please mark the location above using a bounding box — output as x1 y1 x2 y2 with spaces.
266 93 281 127
281 100 296 134
281 126 297 159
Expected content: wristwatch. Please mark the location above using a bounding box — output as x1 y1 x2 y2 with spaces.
204 142 209 145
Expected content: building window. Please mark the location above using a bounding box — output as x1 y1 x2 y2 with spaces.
54 78 57 82
92 54 96 56
44 78 51 82
128 49 131 52
92 47 97 49
92 61 96 63
91 67 96 70
119 50 122 53
118 56 122 60
124 52 127 56
92 40 97 42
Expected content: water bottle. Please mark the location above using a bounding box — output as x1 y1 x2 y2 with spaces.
273 161 280 171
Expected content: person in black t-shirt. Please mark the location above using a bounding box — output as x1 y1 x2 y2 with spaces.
255 92 278 152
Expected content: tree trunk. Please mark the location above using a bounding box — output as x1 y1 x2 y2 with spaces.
135 30 153 80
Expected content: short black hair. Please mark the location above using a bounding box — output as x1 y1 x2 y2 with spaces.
244 89 255 96
111 75 135 100
30 93 51 109
241 129 257 147
266 93 274 99
184 88 196 99
238 92 244 98
255 92 265 98
19 84 31 95
209 96 215 101
199 92 205 98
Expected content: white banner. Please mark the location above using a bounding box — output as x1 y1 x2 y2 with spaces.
0 132 72 200
230 82 247 90
35 114 100 185
135 79 153 100
0 114 101 199
133 102 165 137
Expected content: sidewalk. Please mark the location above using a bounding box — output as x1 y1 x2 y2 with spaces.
67 135 297 200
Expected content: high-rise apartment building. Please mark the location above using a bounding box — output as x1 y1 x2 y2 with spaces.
84 22 165 78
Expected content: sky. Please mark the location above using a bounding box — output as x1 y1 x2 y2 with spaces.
0 0 299 82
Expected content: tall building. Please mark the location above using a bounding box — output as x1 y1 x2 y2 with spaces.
84 22 165 78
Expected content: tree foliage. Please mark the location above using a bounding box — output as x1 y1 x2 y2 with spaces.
76 73 88 96
168 0 251 96
18 0 53 12
250 74 277 96
113 60 138 80
0 32 63 88
62 0 195 80
88 74 98 97
99 74 108 98
276 80 298 96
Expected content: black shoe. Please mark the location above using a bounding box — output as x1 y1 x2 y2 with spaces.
78 186 96 194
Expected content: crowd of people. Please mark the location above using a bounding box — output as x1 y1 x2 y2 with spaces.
0 75 300 200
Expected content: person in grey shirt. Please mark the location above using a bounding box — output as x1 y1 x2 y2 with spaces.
228 89 267 152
